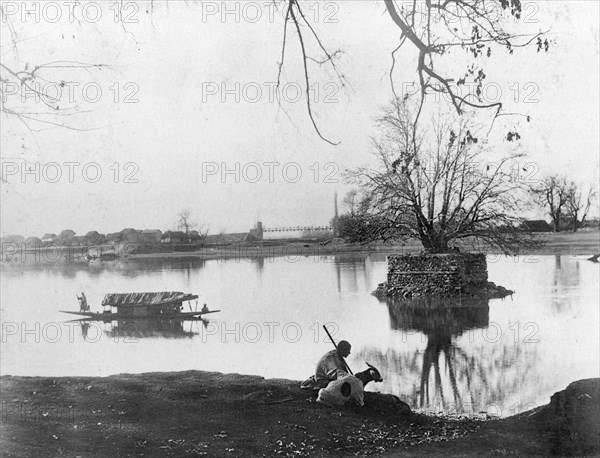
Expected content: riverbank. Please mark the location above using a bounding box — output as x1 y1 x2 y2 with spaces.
129 231 600 261
1 372 598 457
2 231 598 266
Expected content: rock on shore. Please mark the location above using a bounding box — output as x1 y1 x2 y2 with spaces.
530 378 600 455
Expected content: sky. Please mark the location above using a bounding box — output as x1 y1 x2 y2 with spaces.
1 0 599 237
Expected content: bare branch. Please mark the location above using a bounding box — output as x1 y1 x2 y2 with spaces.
287 0 339 145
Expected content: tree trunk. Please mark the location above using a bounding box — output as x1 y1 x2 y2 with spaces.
553 210 561 232
421 231 449 253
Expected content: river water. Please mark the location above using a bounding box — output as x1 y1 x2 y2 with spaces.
1 253 598 416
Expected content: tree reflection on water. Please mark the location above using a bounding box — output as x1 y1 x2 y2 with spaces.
358 296 537 416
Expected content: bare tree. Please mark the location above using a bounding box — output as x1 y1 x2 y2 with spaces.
198 225 210 242
566 183 597 232
177 209 211 243
342 190 359 216
348 99 531 254
338 189 386 243
532 175 570 232
342 190 370 217
177 210 195 236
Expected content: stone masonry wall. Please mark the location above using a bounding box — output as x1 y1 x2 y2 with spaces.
384 253 488 298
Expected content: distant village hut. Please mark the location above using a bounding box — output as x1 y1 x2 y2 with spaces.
72 236 85 247
58 230 76 244
188 230 200 243
139 230 162 244
24 237 43 249
41 233 57 243
120 228 140 243
1 234 25 245
85 231 106 245
1 235 24 260
105 232 122 245
521 220 552 233
204 232 250 245
161 231 186 244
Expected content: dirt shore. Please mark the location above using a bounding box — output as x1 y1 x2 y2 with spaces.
1 372 598 457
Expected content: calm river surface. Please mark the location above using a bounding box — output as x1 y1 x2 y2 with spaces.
1 253 598 416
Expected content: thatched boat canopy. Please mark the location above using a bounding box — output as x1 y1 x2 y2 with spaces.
101 292 198 307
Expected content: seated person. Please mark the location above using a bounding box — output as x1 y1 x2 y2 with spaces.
301 340 351 390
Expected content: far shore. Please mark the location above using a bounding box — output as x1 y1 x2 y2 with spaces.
123 231 600 261
1 231 598 266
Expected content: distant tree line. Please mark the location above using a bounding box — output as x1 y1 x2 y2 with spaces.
1 210 211 249
531 176 597 232
338 172 598 245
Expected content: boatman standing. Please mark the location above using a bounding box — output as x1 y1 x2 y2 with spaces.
77 292 89 312
301 340 352 390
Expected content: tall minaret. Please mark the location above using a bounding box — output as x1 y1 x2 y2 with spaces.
255 210 263 241
333 191 339 237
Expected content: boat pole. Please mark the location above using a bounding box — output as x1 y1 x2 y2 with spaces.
322 325 353 375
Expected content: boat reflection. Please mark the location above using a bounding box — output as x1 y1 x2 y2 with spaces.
78 318 208 340
106 318 208 339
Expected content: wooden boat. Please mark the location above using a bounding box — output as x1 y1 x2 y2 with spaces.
60 291 220 321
